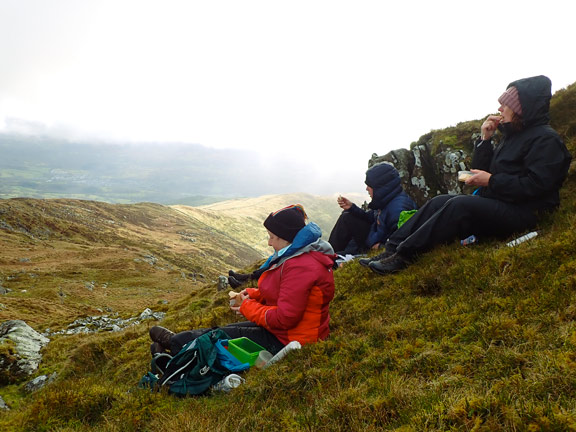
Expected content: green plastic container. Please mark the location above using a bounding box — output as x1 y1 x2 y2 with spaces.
227 337 265 366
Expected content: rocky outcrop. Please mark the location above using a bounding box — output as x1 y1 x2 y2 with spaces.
43 308 166 336
0 309 165 386
0 320 50 384
24 372 58 393
368 131 482 206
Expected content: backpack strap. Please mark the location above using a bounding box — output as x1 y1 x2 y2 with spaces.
151 353 172 375
159 351 198 387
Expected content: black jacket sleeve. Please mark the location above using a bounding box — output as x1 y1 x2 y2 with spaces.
471 138 494 171
347 203 374 223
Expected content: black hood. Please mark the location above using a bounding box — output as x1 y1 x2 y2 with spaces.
507 75 552 128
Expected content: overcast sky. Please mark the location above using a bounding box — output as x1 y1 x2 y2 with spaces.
1 0 574 195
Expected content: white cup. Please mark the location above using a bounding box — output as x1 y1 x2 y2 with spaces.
254 350 273 369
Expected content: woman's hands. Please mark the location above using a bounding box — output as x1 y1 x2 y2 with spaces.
229 289 250 316
481 115 502 140
466 169 492 187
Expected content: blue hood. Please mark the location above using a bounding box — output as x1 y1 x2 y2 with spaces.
365 162 403 210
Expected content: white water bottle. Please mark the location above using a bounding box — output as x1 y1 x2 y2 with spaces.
506 231 538 247
212 374 245 392
263 341 301 369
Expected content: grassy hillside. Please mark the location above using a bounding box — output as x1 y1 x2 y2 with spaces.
0 198 264 331
1 83 575 431
0 192 350 331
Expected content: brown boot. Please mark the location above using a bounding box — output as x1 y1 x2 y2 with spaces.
149 326 175 350
150 342 165 356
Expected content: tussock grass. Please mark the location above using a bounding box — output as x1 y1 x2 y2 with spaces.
2 241 576 431
8 219 576 431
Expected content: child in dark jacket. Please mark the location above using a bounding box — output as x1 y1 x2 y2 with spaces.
328 162 417 256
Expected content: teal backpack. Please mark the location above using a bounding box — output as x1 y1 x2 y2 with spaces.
143 328 250 396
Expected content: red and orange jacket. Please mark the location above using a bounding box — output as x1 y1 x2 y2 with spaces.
239 239 335 346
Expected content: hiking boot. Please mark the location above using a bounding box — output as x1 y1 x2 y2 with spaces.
228 270 251 282
368 253 410 275
149 326 175 349
358 250 395 267
228 276 244 289
150 342 165 356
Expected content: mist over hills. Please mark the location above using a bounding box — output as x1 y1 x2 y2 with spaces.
0 125 366 204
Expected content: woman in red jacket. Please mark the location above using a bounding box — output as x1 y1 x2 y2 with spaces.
149 204 336 356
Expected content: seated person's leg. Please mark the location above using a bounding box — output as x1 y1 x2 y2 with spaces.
371 195 502 275
170 329 211 355
385 194 454 252
397 195 537 258
329 212 371 255
219 322 285 355
168 323 285 356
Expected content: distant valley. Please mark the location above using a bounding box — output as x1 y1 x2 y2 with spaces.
0 130 366 204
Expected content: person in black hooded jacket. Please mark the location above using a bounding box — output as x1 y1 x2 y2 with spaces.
369 75 572 275
328 162 417 256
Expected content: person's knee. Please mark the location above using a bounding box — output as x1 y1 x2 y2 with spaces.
339 212 355 223
444 195 480 212
437 196 483 226
335 212 363 232
422 194 453 212
438 195 469 209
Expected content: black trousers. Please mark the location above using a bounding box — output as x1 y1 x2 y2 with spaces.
328 212 372 255
386 194 538 257
170 321 285 356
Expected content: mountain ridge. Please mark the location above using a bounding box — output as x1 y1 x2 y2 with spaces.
173 192 365 255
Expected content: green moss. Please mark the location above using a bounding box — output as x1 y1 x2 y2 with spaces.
0 338 19 385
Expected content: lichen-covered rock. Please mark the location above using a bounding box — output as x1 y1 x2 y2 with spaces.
43 308 166 336
0 395 9 410
369 132 478 206
24 372 58 393
0 320 50 384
